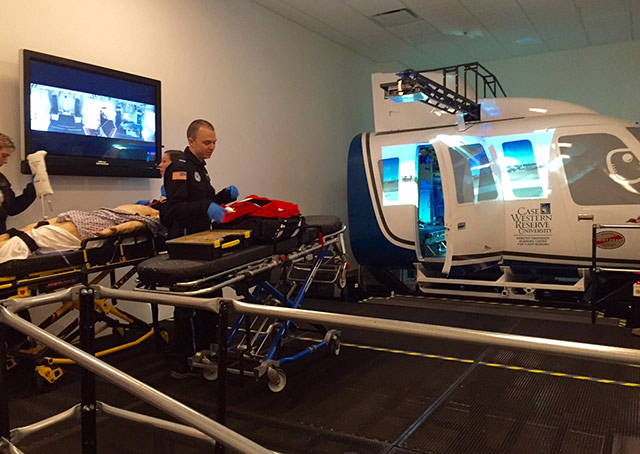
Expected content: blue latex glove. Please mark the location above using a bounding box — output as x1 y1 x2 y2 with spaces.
226 185 239 201
160 184 166 197
135 200 150 205
207 202 225 223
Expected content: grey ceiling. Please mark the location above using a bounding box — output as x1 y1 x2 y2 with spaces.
251 0 638 69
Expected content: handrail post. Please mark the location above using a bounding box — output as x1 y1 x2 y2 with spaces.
0 324 9 440
591 224 598 324
215 300 229 454
80 287 97 454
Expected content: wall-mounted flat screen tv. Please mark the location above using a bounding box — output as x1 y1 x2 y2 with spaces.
20 50 161 177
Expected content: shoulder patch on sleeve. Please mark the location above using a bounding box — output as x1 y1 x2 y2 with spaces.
172 171 187 181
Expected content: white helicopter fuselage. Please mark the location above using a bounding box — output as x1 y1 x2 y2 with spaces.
347 97 640 277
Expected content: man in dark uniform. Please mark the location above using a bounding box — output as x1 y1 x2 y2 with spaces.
161 119 239 378
0 133 36 234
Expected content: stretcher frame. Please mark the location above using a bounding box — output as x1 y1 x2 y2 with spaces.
138 225 348 391
0 231 165 387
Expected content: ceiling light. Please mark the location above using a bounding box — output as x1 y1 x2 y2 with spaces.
450 30 484 39
371 8 418 27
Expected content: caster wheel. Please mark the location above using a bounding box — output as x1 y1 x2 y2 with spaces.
338 266 347 289
34 373 56 393
329 335 341 357
267 367 287 393
201 358 218 382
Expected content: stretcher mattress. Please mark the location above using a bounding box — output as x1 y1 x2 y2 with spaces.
137 215 342 287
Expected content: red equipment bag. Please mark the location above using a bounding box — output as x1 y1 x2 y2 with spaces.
217 196 304 243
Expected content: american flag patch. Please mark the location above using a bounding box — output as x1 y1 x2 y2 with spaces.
172 171 187 181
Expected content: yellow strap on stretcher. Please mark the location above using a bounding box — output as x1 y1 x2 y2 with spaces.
82 249 90 269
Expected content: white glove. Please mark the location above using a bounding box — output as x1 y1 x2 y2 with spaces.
27 150 54 197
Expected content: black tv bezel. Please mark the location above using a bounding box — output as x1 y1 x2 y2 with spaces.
20 49 162 178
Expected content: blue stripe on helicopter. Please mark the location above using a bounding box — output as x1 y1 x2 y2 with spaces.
347 133 417 267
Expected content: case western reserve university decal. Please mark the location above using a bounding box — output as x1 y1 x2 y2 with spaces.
511 203 552 247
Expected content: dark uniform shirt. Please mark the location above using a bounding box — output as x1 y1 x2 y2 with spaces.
0 172 36 234
160 147 234 239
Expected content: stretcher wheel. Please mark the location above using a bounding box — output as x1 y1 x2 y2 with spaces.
338 267 347 289
159 330 170 344
329 335 341 357
202 364 218 382
201 356 218 381
267 367 286 393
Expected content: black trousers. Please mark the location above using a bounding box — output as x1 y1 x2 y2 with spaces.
173 291 221 366
6 310 31 348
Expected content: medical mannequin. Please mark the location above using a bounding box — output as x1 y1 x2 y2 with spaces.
0 205 160 263
0 133 36 234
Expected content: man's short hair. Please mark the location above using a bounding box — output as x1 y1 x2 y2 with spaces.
0 133 15 150
164 149 184 164
187 119 215 140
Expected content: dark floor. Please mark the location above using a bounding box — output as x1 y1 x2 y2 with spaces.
7 296 640 454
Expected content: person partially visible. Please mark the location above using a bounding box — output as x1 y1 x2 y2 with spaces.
0 133 36 234
160 119 240 379
136 150 184 208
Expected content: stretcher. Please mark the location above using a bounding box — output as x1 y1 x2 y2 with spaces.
0 230 165 388
136 215 348 391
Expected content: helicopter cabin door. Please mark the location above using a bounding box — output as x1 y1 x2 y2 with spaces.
434 137 504 275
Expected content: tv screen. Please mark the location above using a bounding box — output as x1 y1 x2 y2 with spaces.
20 50 162 177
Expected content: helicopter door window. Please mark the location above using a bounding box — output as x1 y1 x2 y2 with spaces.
559 133 640 205
378 157 399 203
379 144 420 206
449 143 498 204
501 139 544 199
418 145 446 258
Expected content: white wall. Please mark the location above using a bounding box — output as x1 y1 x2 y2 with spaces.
485 40 640 122
0 0 374 321
0 0 374 225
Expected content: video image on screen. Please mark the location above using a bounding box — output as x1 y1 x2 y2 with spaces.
30 83 156 143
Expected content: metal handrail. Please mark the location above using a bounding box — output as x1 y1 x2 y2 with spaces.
9 401 216 446
0 437 25 454
0 303 273 454
7 278 640 453
99 402 215 445
93 286 640 366
10 404 80 443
